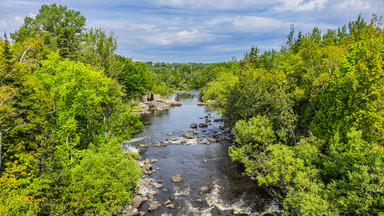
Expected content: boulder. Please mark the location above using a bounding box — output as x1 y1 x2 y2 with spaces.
193 129 199 134
164 200 172 205
143 163 152 171
166 204 175 208
122 206 139 215
153 182 163 189
151 159 158 163
183 132 195 139
138 144 149 148
205 119 211 123
196 198 206 203
154 141 162 147
208 138 216 143
199 123 208 128
131 195 147 208
137 186 150 197
167 132 173 136
199 139 210 145
197 102 207 106
148 200 162 211
172 174 183 183
190 123 198 128
200 186 210 195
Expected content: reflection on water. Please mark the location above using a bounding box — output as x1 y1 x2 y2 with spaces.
123 91 280 215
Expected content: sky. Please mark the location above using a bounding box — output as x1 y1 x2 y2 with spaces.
0 0 383 63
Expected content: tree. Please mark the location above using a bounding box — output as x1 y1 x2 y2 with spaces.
77 28 123 79
312 38 384 142
11 4 86 58
52 138 141 215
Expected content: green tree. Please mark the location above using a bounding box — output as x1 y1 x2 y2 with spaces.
53 138 141 215
312 38 384 142
11 4 86 58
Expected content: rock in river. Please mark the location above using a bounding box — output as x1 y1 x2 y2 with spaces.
200 186 210 195
182 131 195 139
172 174 183 183
199 139 210 145
199 123 208 128
190 123 198 128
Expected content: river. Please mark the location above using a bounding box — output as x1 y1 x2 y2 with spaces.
122 91 280 216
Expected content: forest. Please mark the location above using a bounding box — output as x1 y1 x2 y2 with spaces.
1 3 384 215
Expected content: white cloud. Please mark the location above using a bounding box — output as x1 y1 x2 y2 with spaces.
274 0 328 11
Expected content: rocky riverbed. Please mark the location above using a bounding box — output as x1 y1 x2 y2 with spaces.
121 91 280 216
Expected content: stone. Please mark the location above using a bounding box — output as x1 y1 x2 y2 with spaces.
137 186 150 197
148 200 162 211
200 186 210 195
164 200 171 205
131 195 146 208
123 207 139 215
193 129 199 134
198 123 208 128
208 138 216 143
167 132 173 136
151 159 158 163
219 124 225 129
196 198 206 203
171 174 183 183
153 182 163 189
199 139 210 145
154 141 162 147
214 118 220 122
166 204 175 208
205 119 211 123
139 211 145 216
203 159 207 163
197 102 207 106
183 132 195 139
190 123 198 128
249 212 260 216
138 144 149 148
144 163 152 171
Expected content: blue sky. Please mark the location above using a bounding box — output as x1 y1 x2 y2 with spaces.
1 0 383 63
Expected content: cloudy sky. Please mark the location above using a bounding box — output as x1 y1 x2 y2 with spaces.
1 0 383 63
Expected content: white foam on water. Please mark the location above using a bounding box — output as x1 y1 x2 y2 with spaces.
168 136 198 146
174 185 191 197
204 181 252 215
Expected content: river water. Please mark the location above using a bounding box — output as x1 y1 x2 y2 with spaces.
123 91 280 216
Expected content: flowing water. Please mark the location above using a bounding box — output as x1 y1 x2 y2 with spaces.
123 91 280 216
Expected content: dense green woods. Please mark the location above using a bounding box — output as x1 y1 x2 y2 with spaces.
2 3 384 215
202 15 384 214
0 4 146 215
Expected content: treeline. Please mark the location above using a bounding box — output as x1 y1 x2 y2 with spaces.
145 61 238 91
0 4 150 215
202 14 384 215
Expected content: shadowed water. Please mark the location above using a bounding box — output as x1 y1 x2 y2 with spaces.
123 91 280 216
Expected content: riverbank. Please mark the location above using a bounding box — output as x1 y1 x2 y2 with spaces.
132 92 182 114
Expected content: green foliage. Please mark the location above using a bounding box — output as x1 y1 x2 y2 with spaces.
324 129 384 215
201 14 384 215
11 3 86 58
77 28 123 79
202 72 238 108
118 56 153 98
54 138 141 215
312 37 384 142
